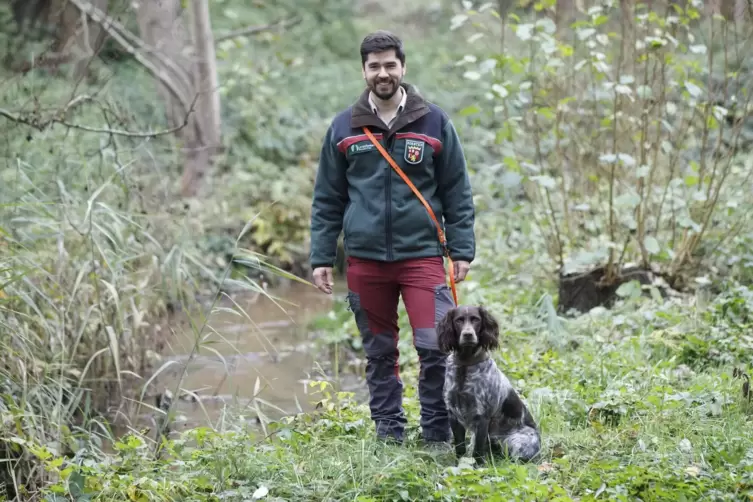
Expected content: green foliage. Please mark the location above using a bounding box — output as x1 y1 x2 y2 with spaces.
4 0 753 500
198 0 365 273
0 69 251 491
295 194 753 500
0 0 368 494
0 3 358 495
449 1 753 286
28 244 753 500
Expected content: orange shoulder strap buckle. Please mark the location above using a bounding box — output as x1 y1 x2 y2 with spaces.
362 126 459 306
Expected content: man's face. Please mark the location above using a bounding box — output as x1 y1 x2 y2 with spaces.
362 50 405 101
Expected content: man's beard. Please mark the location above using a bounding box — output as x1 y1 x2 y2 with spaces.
370 76 401 101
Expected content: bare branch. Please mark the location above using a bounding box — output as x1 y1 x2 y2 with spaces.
66 0 194 118
0 93 199 138
214 16 301 44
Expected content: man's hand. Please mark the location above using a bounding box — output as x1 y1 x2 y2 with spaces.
453 260 471 283
313 266 334 294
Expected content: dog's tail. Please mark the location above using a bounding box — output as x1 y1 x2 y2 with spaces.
502 426 541 463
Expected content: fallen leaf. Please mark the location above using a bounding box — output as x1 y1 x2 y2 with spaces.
685 465 701 477
537 462 555 473
252 485 269 499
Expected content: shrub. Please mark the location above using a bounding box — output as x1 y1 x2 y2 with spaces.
450 0 753 313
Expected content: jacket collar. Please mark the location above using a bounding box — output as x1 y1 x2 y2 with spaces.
368 85 407 116
350 82 430 134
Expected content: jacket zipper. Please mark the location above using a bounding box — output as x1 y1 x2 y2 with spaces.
385 132 396 261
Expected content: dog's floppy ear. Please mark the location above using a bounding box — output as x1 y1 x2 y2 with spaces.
437 307 458 354
478 306 500 351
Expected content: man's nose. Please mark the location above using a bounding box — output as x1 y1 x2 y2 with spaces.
378 66 388 77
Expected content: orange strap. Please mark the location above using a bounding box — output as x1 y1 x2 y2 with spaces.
363 126 459 306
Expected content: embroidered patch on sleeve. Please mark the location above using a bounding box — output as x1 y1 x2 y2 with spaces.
404 139 425 165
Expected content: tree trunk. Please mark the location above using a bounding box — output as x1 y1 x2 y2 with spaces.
733 0 749 23
133 0 222 198
708 0 722 16
555 0 575 34
73 0 109 77
10 0 108 77
496 0 514 18
191 0 221 149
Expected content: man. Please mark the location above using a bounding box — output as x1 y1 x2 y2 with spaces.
309 30 476 446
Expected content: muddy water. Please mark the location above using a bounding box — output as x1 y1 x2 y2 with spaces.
157 280 367 431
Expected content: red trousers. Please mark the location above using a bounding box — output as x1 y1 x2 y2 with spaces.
345 255 455 442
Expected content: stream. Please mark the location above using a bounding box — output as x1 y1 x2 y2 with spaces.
151 280 368 434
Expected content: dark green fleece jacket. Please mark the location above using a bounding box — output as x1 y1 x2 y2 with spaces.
309 83 475 268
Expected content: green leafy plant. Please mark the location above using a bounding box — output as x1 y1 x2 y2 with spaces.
451 0 753 312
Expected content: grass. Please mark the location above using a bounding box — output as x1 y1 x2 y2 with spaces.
31 211 753 500
3 0 753 500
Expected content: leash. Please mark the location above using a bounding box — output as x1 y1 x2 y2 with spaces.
363 126 459 306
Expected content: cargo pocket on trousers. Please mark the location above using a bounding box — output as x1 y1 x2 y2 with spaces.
434 284 455 326
346 290 371 337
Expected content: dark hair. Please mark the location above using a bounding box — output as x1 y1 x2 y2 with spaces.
360 30 406 66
